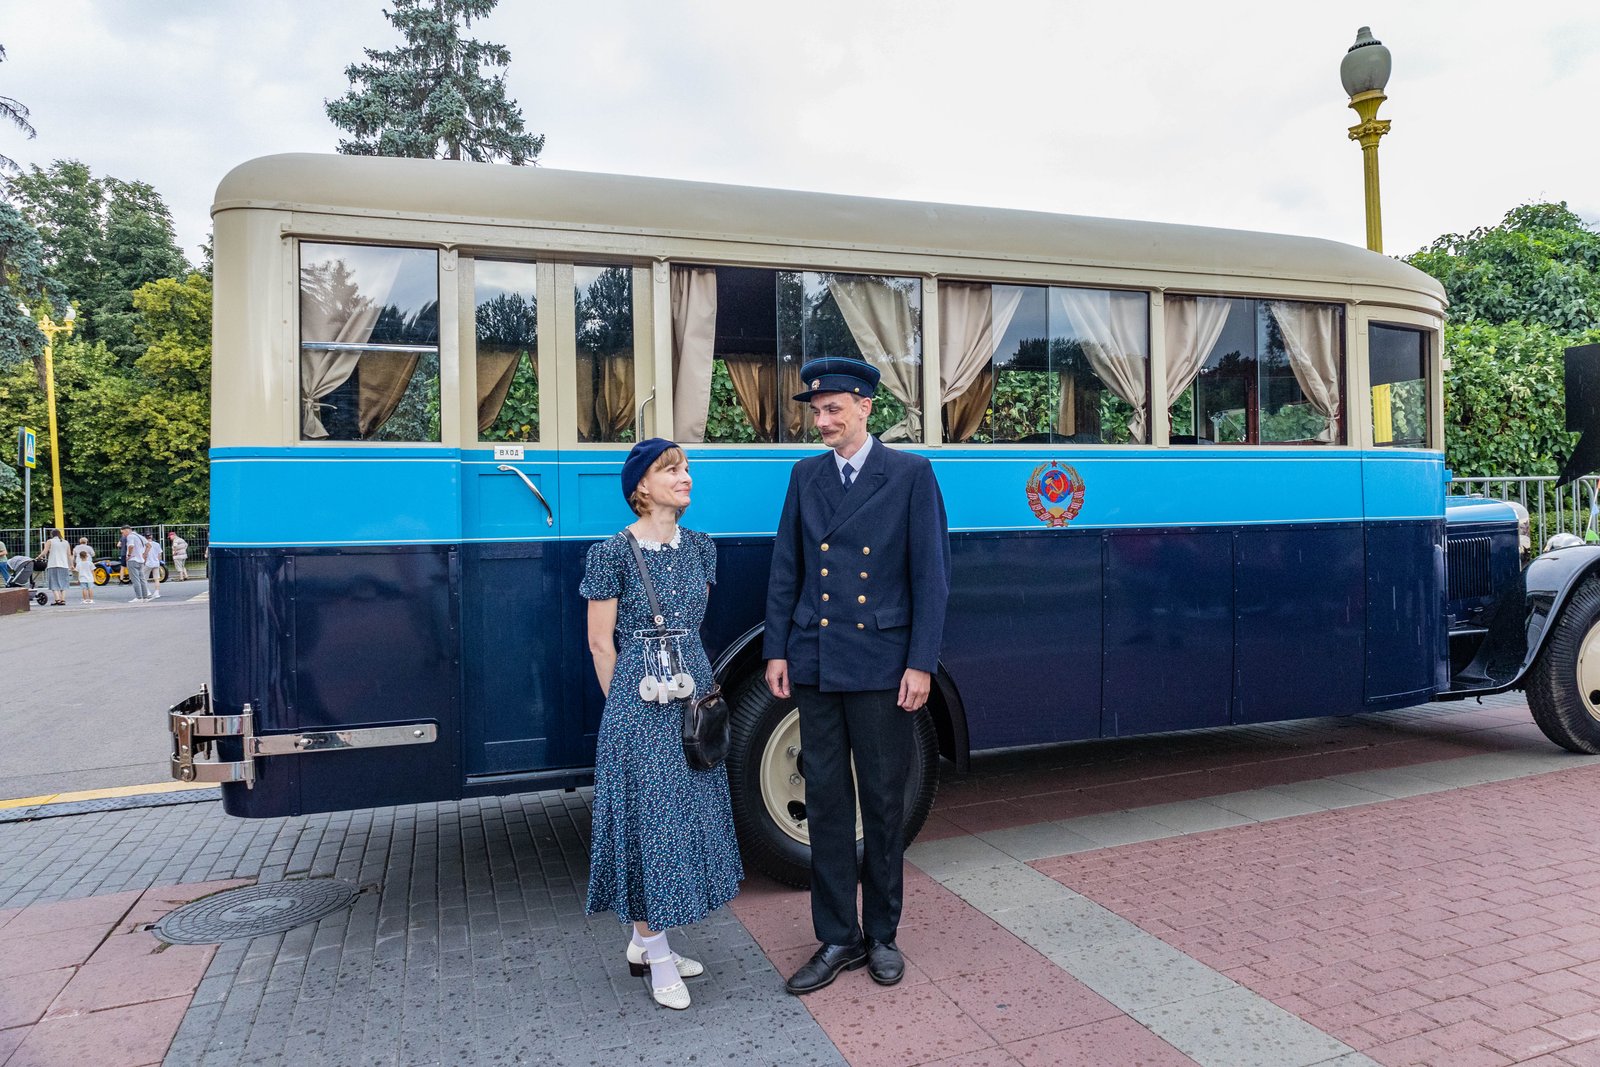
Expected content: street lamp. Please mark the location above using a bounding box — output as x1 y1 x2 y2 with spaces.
1341 26 1393 253
19 301 76 534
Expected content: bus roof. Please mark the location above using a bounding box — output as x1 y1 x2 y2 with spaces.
216 153 1445 303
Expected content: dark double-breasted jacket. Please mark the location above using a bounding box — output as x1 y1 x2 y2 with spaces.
763 439 951 693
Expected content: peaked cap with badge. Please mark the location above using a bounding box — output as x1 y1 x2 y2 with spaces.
791 357 880 403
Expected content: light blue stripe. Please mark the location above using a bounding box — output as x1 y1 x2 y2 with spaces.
210 446 1447 547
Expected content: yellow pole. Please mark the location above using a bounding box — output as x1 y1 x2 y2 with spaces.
37 313 74 534
1346 89 1391 254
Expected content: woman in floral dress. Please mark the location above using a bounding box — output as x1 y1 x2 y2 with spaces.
580 438 743 1010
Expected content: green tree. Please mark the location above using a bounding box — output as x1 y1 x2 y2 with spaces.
7 161 189 364
325 0 544 164
0 200 59 372
0 43 35 174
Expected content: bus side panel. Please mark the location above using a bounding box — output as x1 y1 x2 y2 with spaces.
460 542 571 775
224 546 464 817
213 549 299 817
700 537 780 670
1365 519 1447 706
1104 529 1233 736
1233 524 1366 723
942 531 1103 750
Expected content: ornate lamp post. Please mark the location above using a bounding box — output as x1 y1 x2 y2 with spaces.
1341 26 1393 253
20 302 76 534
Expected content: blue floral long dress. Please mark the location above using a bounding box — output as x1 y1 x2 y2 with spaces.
580 527 744 929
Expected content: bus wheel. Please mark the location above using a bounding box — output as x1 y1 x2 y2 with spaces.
1528 575 1600 753
726 675 940 889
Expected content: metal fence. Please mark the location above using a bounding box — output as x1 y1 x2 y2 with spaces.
0 523 210 574
1449 475 1600 551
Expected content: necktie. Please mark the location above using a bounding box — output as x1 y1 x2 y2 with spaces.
841 463 855 489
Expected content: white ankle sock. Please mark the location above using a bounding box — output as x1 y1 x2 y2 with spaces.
639 931 679 990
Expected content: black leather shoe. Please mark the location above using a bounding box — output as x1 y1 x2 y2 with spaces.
865 939 904 986
784 941 867 995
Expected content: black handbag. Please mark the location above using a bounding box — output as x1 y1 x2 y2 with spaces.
623 531 731 771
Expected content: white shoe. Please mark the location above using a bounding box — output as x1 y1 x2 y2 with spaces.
649 976 690 1010
151 592 161 600
627 940 704 978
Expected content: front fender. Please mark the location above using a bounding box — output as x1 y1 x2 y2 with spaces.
1442 545 1600 696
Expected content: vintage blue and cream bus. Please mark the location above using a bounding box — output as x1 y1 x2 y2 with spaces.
171 153 1600 886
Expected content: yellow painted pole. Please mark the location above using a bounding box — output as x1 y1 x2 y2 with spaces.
37 313 74 534
1346 89 1391 254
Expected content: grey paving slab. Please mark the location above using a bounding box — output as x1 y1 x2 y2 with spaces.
1037 926 1237 1012
1205 788 1327 822
1052 809 1179 848
1131 985 1371 1067
1137 798 1256 835
974 819 1103 861
1322 768 1455 799
994 893 1142 950
939 861 1073 913
902 832 1014 879
1259 778 1394 810
1310 1054 1383 1067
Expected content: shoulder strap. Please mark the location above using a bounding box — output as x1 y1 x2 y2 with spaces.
622 531 667 630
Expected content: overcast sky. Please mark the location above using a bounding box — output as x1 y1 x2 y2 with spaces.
1 0 1595 267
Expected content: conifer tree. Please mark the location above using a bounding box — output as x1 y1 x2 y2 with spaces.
325 0 544 164
0 44 36 174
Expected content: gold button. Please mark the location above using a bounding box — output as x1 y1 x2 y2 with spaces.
821 568 829 577
857 623 865 630
863 546 871 555
820 618 829 627
822 593 830 602
821 543 829 552
857 595 867 604
860 571 868 579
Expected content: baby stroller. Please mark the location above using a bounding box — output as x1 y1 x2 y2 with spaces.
3 558 48 606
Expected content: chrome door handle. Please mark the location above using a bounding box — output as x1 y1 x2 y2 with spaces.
495 465 555 527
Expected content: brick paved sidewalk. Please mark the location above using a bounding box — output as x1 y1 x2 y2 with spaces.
0 693 1591 1067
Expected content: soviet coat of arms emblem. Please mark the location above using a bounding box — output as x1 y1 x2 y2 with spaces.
1025 461 1086 528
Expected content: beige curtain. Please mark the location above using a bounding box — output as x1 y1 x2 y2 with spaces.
476 349 523 434
1164 296 1232 436
671 267 718 443
576 353 635 441
725 354 807 441
299 303 378 439
357 353 421 437
1051 288 1149 443
1269 300 1342 442
826 275 922 441
939 283 1022 442
1057 370 1078 437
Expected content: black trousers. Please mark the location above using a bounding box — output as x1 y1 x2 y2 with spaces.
794 684 912 945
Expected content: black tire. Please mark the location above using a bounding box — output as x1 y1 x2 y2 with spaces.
726 674 940 888
1528 575 1600 753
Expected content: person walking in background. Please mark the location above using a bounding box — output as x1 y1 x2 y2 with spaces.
121 525 149 602
72 537 96 604
41 528 72 606
764 356 951 996
168 531 189 580
144 531 164 601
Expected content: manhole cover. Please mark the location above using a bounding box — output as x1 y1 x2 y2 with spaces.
154 879 358 944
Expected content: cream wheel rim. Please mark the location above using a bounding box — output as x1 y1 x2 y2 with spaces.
1578 618 1600 721
757 708 864 846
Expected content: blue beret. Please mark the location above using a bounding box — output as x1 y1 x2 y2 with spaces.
792 357 880 402
621 438 678 504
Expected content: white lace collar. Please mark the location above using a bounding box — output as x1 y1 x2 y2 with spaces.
631 526 682 551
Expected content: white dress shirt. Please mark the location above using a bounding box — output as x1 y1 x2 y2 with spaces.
832 434 873 486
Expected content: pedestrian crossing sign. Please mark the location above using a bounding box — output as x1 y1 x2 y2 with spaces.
17 426 36 469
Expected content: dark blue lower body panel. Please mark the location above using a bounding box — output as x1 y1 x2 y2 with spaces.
212 518 1444 817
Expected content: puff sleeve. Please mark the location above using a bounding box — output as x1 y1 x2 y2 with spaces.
580 536 624 601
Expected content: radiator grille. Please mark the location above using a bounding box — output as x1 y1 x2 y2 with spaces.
1447 535 1493 601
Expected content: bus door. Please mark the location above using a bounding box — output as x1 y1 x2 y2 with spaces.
457 259 576 780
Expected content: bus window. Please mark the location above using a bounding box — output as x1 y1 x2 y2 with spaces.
670 266 922 443
475 261 539 442
298 242 441 442
1166 296 1343 445
575 265 635 443
1369 323 1428 447
940 283 1149 444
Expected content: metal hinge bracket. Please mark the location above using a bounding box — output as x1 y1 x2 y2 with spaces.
168 684 437 789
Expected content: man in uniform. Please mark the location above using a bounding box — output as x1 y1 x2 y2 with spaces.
764 355 951 994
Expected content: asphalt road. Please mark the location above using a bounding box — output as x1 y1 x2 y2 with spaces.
0 575 211 799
